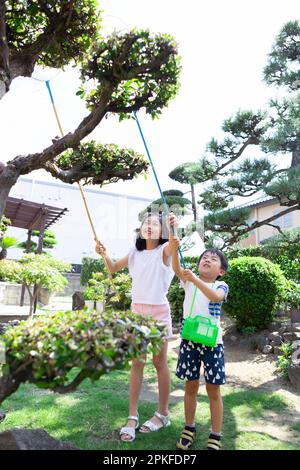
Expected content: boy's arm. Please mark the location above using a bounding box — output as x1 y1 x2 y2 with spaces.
169 230 185 281
162 213 179 261
182 270 226 302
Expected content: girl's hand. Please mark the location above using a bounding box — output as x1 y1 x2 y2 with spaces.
182 269 197 283
95 241 107 257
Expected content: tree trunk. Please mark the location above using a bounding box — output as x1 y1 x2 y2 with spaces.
0 0 10 99
0 166 19 221
291 144 300 168
0 248 7 260
191 183 197 222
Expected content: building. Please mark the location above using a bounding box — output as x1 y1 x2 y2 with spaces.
238 196 300 247
7 177 152 266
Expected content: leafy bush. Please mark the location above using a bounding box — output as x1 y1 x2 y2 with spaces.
284 280 300 309
0 260 21 282
276 343 293 379
227 233 300 282
168 282 185 323
0 308 165 404
84 273 105 301
107 272 132 310
81 256 105 285
223 256 286 331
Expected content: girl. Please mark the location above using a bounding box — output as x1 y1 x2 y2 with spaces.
95 212 176 442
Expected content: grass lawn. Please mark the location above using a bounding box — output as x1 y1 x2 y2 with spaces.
0 347 299 450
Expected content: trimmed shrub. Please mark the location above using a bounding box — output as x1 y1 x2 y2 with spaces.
0 308 165 404
227 239 300 282
223 256 286 331
0 260 21 283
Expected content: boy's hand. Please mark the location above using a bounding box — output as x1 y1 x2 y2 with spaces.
167 212 179 238
182 269 197 283
95 241 107 257
169 236 180 252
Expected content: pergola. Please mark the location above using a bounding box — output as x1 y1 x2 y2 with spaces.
4 196 68 306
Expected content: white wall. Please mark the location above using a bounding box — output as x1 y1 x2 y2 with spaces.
7 177 152 264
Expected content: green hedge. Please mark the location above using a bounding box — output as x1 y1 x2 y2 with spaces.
223 256 286 331
0 309 165 404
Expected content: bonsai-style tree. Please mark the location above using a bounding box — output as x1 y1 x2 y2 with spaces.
18 253 71 317
139 189 192 221
0 1 181 219
169 162 205 222
18 229 57 253
185 21 300 248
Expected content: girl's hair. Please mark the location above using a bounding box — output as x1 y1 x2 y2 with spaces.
135 212 169 251
197 248 228 277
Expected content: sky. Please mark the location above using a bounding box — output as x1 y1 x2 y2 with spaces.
1 0 299 208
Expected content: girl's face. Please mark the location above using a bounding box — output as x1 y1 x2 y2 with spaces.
198 251 225 279
140 215 162 240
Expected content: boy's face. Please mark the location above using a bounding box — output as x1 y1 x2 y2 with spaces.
198 251 225 279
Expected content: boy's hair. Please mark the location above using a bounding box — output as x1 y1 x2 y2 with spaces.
135 212 169 251
197 249 228 279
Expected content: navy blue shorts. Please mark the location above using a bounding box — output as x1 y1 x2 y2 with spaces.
176 339 226 385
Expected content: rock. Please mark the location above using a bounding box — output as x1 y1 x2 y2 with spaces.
288 348 300 391
268 331 280 341
283 332 297 343
269 322 283 332
256 335 269 351
270 336 282 347
0 411 6 422
0 429 79 450
291 340 300 351
279 325 288 335
291 323 300 332
262 345 273 354
72 291 85 311
230 335 238 342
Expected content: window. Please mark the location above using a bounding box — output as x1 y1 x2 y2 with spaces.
272 210 293 229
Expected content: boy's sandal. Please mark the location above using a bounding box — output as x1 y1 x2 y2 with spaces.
119 415 139 442
139 411 171 433
207 437 222 450
176 428 196 450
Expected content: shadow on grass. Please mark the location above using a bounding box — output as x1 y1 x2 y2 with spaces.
0 374 297 450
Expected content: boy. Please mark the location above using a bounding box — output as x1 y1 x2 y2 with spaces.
169 234 229 450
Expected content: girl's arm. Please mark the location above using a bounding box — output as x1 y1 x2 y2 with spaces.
182 270 226 302
95 242 129 273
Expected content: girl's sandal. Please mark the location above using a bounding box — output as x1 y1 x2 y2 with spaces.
119 415 139 442
176 428 196 450
206 436 222 450
139 411 171 433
